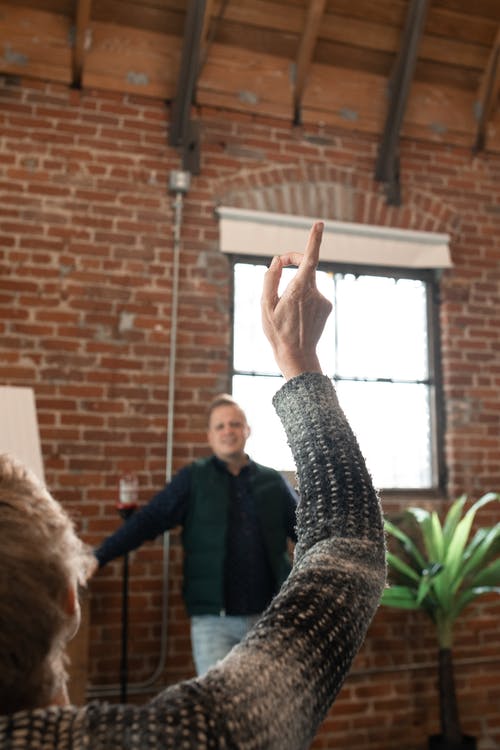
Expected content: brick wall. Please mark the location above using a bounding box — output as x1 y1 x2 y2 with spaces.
1 76 499 749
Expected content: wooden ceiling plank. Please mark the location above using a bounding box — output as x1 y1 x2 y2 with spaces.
219 0 407 31
303 60 477 132
92 0 185 35
375 0 431 205
415 59 480 91
4 0 72 12
210 12 399 58
198 41 292 105
473 26 500 152
197 40 293 121
72 0 92 88
200 0 216 55
83 22 180 98
197 88 292 121
426 6 497 46
215 0 305 35
0 5 72 84
198 0 228 75
323 0 408 26
419 35 489 70
433 0 500 22
211 12 487 77
293 0 327 123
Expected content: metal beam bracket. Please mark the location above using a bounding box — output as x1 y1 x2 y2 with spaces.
168 0 207 174
375 0 430 206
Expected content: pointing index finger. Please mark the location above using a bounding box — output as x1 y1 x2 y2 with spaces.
303 221 324 270
280 222 324 277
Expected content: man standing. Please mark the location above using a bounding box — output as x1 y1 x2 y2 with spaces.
93 393 298 675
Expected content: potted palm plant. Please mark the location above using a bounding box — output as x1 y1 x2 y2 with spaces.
382 492 500 750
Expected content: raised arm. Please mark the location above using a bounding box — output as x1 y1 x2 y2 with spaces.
262 221 384 561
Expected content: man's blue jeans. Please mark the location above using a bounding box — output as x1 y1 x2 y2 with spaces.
190 614 260 675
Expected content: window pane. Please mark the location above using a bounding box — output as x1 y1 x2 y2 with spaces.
336 276 429 381
336 380 433 488
315 270 337 373
233 264 276 374
234 263 336 375
232 373 295 471
232 260 438 490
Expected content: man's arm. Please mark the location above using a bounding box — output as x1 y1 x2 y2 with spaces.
93 465 191 569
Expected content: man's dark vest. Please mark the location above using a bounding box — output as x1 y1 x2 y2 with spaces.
181 457 293 615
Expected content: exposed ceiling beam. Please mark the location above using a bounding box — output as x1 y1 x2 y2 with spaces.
72 0 92 89
375 0 430 206
169 0 210 173
293 0 327 125
473 26 500 154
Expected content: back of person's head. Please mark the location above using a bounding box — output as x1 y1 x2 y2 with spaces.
207 393 247 425
0 454 91 713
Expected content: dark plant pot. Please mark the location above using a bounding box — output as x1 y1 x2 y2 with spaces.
428 735 476 750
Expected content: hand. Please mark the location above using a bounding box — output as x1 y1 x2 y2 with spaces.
261 222 332 380
83 554 99 582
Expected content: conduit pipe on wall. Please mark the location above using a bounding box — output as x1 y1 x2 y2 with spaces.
88 171 191 699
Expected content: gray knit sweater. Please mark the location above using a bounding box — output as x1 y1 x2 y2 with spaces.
0 373 386 750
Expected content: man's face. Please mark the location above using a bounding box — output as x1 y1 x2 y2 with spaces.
207 404 250 463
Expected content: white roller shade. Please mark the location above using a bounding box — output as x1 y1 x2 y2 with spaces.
217 207 452 269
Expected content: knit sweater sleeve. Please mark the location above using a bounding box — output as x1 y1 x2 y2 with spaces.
274 372 384 562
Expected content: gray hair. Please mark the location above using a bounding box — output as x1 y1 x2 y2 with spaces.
0 453 92 712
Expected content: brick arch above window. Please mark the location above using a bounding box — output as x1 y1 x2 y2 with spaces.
212 163 461 242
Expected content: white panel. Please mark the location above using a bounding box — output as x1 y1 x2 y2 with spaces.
217 206 452 269
0 386 45 482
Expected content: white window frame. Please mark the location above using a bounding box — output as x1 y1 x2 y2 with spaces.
218 207 450 493
217 206 452 270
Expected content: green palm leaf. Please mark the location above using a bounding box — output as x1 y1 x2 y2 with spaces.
416 576 436 607
452 585 500 620
456 525 500 590
468 557 500 588
445 494 499 587
384 519 427 568
405 507 437 560
386 551 421 583
442 494 467 541
463 527 492 562
429 512 450 604
431 511 445 559
381 585 420 609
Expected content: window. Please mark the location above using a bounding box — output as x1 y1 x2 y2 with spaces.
218 207 449 492
231 261 443 491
